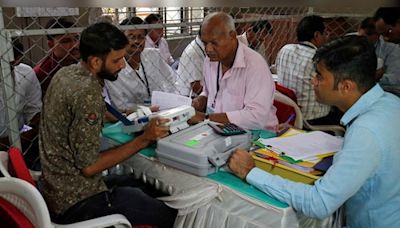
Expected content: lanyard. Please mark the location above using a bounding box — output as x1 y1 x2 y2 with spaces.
212 62 221 108
133 62 150 97
194 39 206 57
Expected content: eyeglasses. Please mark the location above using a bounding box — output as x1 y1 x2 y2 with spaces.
127 34 146 41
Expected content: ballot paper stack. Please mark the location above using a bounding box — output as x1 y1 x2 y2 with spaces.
252 129 343 184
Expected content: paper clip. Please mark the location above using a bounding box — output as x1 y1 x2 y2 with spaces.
265 145 301 164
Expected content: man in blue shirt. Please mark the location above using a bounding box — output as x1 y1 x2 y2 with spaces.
228 36 400 228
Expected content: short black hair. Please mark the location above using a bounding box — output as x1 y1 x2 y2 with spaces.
359 17 376 35
79 22 128 62
144 13 162 24
374 7 400 26
12 39 24 59
297 15 325 42
250 20 272 34
313 35 376 93
45 18 75 40
120 16 147 34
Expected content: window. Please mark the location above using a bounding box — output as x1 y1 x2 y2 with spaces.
102 7 204 38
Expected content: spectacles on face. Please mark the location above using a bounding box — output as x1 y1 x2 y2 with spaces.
127 34 146 42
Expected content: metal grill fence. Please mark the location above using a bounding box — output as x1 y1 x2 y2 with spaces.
0 5 373 163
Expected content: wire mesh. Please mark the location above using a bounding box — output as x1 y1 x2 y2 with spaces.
0 5 370 167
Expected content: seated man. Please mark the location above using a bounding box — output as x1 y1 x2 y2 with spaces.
358 17 400 89
39 22 176 227
237 20 273 62
275 15 340 125
191 12 278 131
0 40 42 170
144 13 175 66
374 7 400 44
176 29 206 97
34 18 80 97
105 16 177 111
358 16 400 97
228 36 400 228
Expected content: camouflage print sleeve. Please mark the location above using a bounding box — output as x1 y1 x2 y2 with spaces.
68 87 105 170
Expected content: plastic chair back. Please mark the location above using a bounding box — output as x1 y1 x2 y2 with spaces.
8 147 36 187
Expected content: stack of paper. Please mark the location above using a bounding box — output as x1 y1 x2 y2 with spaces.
151 91 192 110
257 131 343 163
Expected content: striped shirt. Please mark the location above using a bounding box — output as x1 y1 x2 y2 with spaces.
276 41 330 120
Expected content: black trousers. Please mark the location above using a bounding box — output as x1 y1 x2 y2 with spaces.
52 175 177 228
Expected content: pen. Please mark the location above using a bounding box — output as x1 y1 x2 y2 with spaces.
284 113 296 125
277 113 296 136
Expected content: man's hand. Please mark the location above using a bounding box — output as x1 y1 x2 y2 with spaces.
275 122 294 135
188 111 205 125
190 80 203 94
192 96 207 112
141 117 170 143
228 149 255 180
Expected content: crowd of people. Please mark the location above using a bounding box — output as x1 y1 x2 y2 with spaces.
1 7 399 228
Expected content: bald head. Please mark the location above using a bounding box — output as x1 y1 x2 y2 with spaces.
201 12 238 64
202 12 236 37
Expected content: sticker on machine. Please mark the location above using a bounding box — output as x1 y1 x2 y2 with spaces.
184 129 213 148
191 129 214 141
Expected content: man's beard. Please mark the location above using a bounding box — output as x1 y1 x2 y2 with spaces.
98 63 120 82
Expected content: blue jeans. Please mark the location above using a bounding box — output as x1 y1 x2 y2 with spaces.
53 176 177 228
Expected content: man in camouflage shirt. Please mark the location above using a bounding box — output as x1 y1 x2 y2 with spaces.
39 22 176 227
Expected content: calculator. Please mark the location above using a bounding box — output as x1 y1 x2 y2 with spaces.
208 122 247 136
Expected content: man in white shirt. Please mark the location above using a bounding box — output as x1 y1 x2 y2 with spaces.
176 31 206 97
105 17 177 112
144 13 175 66
276 15 341 125
0 40 42 169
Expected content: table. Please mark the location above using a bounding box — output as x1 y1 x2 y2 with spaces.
116 148 340 228
100 125 342 228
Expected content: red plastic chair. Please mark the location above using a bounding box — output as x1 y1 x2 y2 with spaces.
7 147 36 187
275 83 297 104
0 196 35 228
274 84 345 136
0 148 132 228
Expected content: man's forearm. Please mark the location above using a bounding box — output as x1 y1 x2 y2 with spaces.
81 135 152 177
209 113 230 123
192 95 207 112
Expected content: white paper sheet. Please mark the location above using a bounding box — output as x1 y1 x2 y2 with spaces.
151 91 192 110
258 131 343 161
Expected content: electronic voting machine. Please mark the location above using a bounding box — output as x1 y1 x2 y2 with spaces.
156 121 251 176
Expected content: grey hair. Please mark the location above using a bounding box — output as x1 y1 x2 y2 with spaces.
203 12 235 34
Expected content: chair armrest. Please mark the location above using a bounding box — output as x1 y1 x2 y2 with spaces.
303 120 345 136
0 151 10 177
54 214 131 228
29 170 42 181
